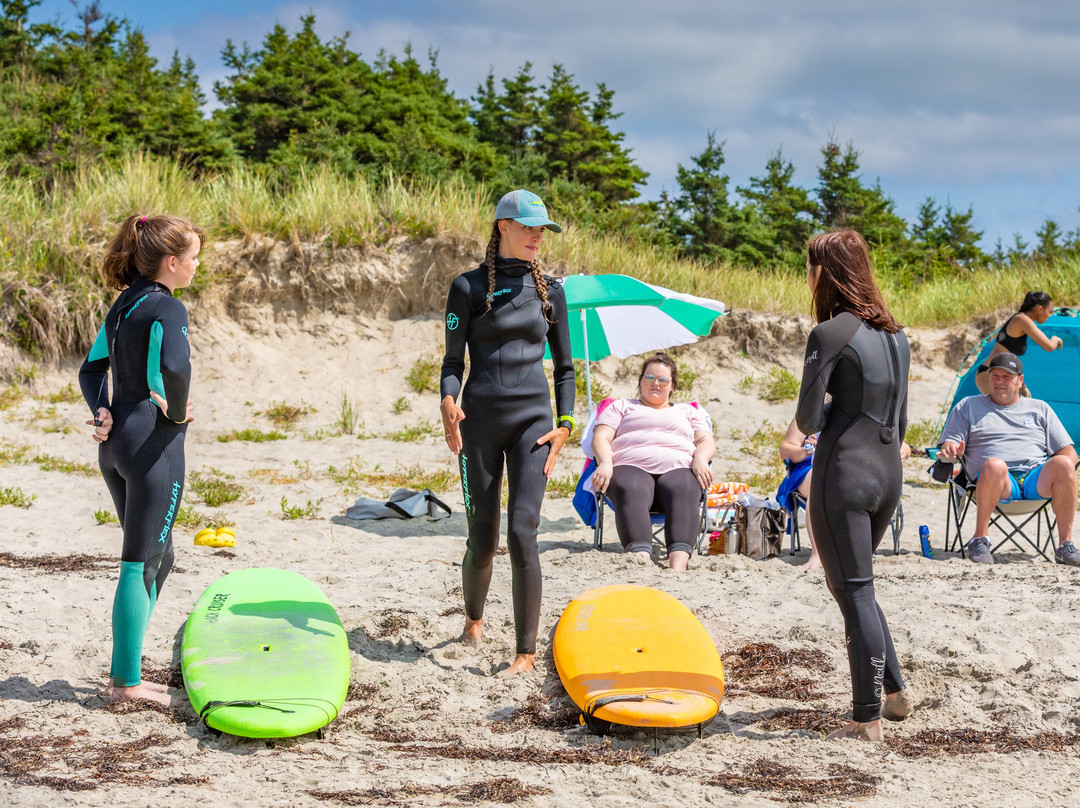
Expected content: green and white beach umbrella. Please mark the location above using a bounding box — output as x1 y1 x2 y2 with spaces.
552 274 726 409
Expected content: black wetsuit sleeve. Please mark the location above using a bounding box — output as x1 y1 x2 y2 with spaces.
155 299 191 423
546 282 575 419
440 275 472 401
796 324 841 436
79 322 111 414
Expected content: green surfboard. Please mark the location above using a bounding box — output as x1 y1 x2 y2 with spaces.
182 568 351 738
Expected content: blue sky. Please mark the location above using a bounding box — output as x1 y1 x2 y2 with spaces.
28 0 1080 248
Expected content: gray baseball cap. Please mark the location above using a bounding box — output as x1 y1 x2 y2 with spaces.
493 189 562 232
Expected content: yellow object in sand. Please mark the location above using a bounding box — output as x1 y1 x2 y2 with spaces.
553 584 724 730
194 527 236 547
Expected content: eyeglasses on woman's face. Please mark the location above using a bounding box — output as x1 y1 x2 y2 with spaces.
642 374 672 385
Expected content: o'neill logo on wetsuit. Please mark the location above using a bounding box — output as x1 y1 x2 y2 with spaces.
446 313 459 331
805 350 818 365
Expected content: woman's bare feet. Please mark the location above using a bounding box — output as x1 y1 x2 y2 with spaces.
806 552 823 571
495 653 535 678
107 679 170 697
826 719 883 741
882 688 913 721
462 617 483 649
109 682 176 707
668 550 690 571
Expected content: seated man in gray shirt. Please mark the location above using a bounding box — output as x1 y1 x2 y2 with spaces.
938 352 1079 565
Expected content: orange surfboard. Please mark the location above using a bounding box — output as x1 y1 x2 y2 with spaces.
553 584 724 730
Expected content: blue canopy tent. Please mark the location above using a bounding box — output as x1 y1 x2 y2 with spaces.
944 310 1080 441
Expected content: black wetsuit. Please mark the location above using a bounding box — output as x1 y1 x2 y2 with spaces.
441 257 574 654
79 278 191 687
796 311 909 723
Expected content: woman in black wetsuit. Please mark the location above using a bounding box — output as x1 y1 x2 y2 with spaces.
440 189 575 676
795 229 911 741
80 214 202 706
974 291 1062 395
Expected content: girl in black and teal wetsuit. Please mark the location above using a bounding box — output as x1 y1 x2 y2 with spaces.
79 214 203 706
440 189 575 676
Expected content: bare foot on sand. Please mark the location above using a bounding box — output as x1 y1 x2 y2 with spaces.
806 553 823 571
106 679 170 698
462 617 483 649
826 719 883 742
109 682 178 707
882 688 913 721
494 653 535 678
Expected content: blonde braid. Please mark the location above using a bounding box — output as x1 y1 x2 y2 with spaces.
530 262 554 322
482 222 500 316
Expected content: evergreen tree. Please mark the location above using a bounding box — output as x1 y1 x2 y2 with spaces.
815 138 906 248
214 16 495 181
534 64 647 204
0 1 231 175
737 149 819 265
940 203 984 265
671 132 744 262
1035 218 1062 260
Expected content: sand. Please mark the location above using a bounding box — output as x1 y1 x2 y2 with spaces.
1 297 1079 807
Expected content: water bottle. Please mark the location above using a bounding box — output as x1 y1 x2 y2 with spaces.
803 440 815 454
919 525 933 558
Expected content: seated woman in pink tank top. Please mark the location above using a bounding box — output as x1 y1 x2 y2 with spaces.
591 353 715 570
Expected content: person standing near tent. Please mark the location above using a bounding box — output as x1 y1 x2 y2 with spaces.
79 214 202 706
796 229 911 741
440 189 575 676
975 291 1062 395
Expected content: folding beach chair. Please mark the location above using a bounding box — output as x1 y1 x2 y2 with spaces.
937 458 1057 561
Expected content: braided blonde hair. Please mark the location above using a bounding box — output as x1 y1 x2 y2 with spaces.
482 220 553 321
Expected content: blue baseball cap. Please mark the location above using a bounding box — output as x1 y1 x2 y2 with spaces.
493 189 562 232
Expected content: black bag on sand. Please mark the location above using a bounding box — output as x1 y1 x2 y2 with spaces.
737 502 785 559
345 488 452 521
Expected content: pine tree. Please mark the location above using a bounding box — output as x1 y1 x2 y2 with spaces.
815 138 906 248
737 149 819 265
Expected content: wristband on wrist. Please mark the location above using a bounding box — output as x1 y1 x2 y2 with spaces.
557 415 576 434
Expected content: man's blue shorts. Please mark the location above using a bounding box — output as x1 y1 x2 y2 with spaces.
1002 462 1047 503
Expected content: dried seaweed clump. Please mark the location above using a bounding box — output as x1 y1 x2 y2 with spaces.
439 605 465 617
370 609 414 639
890 728 1080 758
491 697 581 734
346 681 380 702
104 699 186 722
757 707 848 735
385 736 652 768
0 718 206 792
722 642 830 700
703 758 879 802
142 663 185 690
0 552 114 574
310 777 549 806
